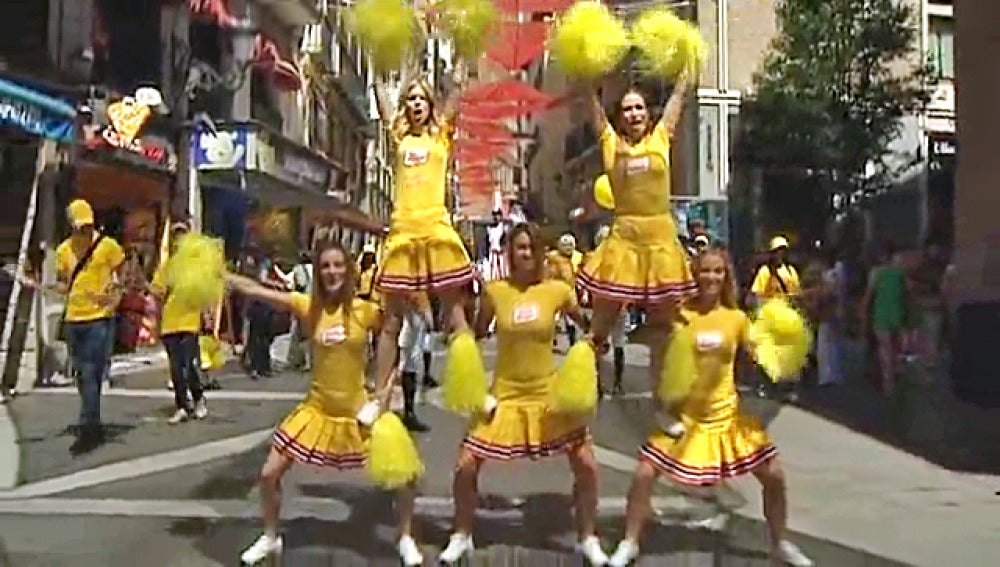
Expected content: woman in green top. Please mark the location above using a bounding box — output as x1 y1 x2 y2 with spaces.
861 250 908 394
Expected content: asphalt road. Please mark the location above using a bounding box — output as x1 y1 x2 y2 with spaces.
0 337 994 566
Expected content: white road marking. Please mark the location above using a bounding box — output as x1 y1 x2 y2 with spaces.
33 388 305 401
0 429 272 500
0 496 690 522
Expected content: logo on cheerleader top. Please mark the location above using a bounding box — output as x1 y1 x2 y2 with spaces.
403 147 429 166
695 331 724 351
320 325 347 346
625 156 650 176
512 303 540 325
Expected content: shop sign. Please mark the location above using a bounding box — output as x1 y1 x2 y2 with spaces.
0 96 75 142
86 89 168 163
194 127 249 170
254 133 330 193
930 135 957 158
280 150 329 190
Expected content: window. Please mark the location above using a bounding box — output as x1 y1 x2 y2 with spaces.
928 17 954 79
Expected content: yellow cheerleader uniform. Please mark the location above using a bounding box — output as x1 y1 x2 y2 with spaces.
463 280 590 460
578 122 696 304
640 306 776 485
377 125 475 293
272 294 381 468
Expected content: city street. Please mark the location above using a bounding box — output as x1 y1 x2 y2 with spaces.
0 339 996 566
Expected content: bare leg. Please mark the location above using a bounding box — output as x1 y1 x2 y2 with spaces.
590 297 625 346
258 448 294 537
451 449 483 534
621 461 659 542
374 293 406 395
567 443 600 538
439 288 471 335
875 331 896 394
396 481 418 537
645 303 678 400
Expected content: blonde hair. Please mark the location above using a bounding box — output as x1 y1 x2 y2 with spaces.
391 77 444 142
689 245 739 309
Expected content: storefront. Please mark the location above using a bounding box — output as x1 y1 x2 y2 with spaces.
0 74 77 392
193 121 349 263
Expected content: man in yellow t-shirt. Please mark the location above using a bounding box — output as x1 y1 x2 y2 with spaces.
749 236 801 305
546 233 584 346
55 199 126 455
151 222 209 425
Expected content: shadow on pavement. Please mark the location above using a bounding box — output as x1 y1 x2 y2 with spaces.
773 345 1000 475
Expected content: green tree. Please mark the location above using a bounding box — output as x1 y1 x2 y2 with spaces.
735 0 932 201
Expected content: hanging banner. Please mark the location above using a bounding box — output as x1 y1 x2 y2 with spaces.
487 22 548 71
0 78 76 142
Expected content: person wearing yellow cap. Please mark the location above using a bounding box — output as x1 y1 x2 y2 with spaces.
749 236 801 305
55 199 127 455
547 233 584 346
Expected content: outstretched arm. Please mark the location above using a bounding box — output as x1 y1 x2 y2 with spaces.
225 273 298 313
658 72 690 138
372 78 394 127
473 287 495 340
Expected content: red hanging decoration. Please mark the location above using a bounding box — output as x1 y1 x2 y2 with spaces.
486 22 548 71
494 0 575 15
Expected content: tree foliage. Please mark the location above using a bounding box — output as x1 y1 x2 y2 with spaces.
735 0 932 198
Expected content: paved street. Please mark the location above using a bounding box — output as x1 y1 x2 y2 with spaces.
0 338 996 566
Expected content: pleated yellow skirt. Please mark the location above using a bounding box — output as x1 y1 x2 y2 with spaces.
639 412 776 486
377 209 475 293
463 399 590 461
273 403 369 469
578 214 696 305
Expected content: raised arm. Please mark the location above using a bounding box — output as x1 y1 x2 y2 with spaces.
586 87 610 136
372 74 394 128
658 72 690 138
225 272 299 314
441 58 468 126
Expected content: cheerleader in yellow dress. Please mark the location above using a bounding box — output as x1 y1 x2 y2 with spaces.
439 223 609 566
370 64 479 416
606 247 812 567
578 75 697 391
225 240 426 567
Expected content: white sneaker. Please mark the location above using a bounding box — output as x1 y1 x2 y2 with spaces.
167 408 189 425
683 512 728 531
193 399 208 420
776 540 813 566
396 534 424 566
577 535 609 565
240 533 283 565
166 378 174 390
439 532 474 564
48 372 74 387
607 539 639 567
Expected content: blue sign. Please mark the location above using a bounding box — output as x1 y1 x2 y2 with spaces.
192 127 249 170
0 78 76 142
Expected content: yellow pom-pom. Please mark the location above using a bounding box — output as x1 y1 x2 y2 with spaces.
438 0 498 59
366 412 425 489
658 324 698 406
199 335 226 371
167 232 225 312
349 0 417 73
750 299 813 382
630 9 706 79
594 174 614 209
550 1 629 80
551 341 598 414
442 331 489 415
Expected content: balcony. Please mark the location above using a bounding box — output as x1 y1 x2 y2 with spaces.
256 0 321 27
